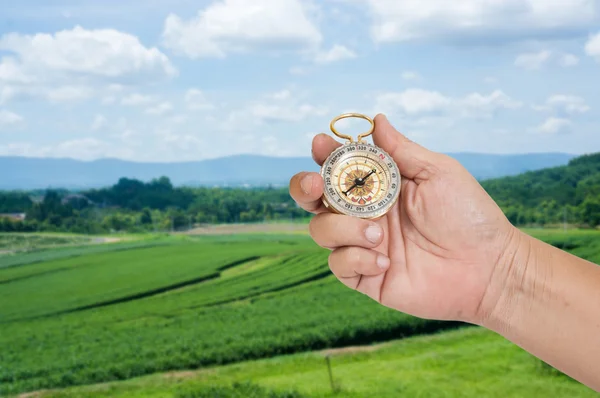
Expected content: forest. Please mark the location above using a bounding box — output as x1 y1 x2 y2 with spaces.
1 152 600 233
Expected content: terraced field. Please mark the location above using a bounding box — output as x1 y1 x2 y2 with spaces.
33 328 598 398
0 230 598 397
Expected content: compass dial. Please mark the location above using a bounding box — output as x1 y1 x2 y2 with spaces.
321 142 401 219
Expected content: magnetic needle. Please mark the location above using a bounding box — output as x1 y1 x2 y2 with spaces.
320 113 402 220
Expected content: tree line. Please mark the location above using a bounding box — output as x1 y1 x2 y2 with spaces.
0 177 306 233
2 152 600 233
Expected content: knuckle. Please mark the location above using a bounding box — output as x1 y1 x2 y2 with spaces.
308 213 328 240
308 216 319 238
348 248 364 266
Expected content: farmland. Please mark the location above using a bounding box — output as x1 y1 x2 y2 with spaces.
0 228 598 397
26 328 598 398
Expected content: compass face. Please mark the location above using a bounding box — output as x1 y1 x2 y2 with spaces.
321 142 401 219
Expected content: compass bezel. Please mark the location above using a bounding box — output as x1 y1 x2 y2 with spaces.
320 142 401 220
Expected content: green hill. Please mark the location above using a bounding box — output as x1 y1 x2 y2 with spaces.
482 153 600 226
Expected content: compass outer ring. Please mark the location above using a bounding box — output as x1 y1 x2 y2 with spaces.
319 142 402 220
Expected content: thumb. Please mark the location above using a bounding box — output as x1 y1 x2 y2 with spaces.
372 113 438 181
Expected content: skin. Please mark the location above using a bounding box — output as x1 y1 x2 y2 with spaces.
289 113 600 392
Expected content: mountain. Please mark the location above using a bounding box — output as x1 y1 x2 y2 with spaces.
0 153 576 190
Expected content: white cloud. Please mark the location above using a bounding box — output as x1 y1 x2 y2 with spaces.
375 88 522 119
225 89 328 129
91 114 107 131
162 0 322 58
269 90 292 100
585 31 600 62
0 109 23 129
146 101 173 115
514 50 552 70
0 138 135 160
289 66 310 75
376 89 450 115
0 57 33 84
0 26 175 80
185 89 214 110
537 117 572 134
558 53 580 67
367 0 599 44
534 95 590 115
401 71 420 81
515 50 581 70
46 85 93 102
462 90 522 113
249 103 327 123
314 45 356 64
114 129 140 145
121 93 156 106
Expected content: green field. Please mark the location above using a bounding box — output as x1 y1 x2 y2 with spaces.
28 328 596 398
0 229 598 397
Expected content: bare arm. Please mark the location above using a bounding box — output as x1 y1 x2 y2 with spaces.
290 114 600 393
480 228 600 392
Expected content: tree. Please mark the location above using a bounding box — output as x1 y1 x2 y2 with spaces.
580 196 600 227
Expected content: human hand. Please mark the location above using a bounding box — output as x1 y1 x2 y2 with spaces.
289 114 517 325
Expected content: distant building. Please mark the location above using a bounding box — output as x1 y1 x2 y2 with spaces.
0 213 26 221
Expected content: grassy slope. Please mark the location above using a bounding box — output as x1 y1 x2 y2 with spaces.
1 229 599 396
31 327 596 398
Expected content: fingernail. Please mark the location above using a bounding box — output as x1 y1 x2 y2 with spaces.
365 224 382 244
300 174 313 195
377 255 390 269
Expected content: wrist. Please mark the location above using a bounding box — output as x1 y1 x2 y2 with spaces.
474 227 542 332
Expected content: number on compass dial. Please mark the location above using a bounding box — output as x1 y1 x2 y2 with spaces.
321 143 401 219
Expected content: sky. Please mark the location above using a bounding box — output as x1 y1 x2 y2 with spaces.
0 0 599 162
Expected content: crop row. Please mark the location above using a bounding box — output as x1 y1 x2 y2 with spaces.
0 239 317 322
0 274 460 395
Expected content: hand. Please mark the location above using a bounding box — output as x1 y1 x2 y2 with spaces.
289 114 516 324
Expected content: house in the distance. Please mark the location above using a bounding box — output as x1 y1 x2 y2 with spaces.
0 213 26 221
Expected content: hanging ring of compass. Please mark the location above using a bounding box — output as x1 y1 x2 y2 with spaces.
320 113 402 220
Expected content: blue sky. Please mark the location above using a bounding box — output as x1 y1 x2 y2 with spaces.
0 0 599 162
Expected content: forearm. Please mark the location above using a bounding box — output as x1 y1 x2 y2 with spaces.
481 228 600 392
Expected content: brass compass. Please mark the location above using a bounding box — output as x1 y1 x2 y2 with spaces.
320 113 401 220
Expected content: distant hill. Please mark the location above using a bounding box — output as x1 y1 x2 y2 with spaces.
0 153 576 190
482 153 600 226
482 152 600 206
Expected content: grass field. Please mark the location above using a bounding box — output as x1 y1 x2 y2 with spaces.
0 228 598 397
28 328 596 398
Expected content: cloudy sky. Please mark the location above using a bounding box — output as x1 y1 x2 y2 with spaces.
0 0 599 162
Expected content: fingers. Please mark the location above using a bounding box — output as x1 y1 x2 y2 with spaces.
309 212 384 249
328 246 390 290
372 113 440 182
289 172 327 214
312 133 342 166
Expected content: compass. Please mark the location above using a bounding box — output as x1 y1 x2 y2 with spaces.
320 113 401 220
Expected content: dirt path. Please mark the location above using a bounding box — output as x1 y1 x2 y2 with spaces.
91 237 124 244
17 340 393 397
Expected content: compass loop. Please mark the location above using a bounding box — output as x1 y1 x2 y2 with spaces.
329 113 375 143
